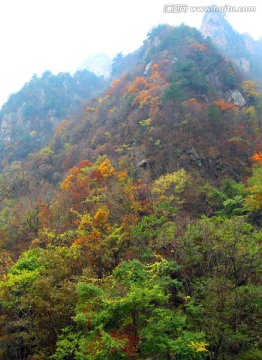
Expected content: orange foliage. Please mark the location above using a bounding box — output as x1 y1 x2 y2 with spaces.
89 168 104 184
132 87 158 108
98 159 115 178
60 160 92 191
250 152 262 164
183 98 203 114
106 79 121 96
128 77 150 93
214 100 236 111
150 64 160 82
184 98 198 105
111 79 121 87
76 160 92 168
116 169 128 181
60 160 94 211
189 42 208 52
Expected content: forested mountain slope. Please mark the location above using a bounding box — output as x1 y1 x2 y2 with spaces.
0 23 261 360
0 70 108 164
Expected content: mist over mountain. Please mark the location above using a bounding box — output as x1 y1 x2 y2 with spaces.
0 13 261 360
77 53 112 78
0 69 108 164
201 11 262 80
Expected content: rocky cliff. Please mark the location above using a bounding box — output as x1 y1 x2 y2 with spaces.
201 11 262 80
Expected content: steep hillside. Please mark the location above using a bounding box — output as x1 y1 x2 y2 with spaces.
201 11 262 81
45 24 260 183
0 23 260 256
0 23 261 360
0 70 108 165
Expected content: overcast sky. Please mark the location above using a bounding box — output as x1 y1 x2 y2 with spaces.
0 0 261 108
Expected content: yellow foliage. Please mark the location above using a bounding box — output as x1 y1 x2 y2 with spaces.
152 169 188 203
189 341 209 352
139 118 152 127
60 173 74 191
116 169 128 182
242 80 259 99
93 208 109 227
98 95 109 103
98 159 115 178
78 214 93 231
132 87 157 108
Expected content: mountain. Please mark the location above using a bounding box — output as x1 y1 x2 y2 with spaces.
77 53 112 78
0 70 108 165
201 11 262 80
50 24 255 182
0 22 261 360
1 23 259 187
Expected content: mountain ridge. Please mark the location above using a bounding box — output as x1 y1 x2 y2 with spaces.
0 69 108 165
0 18 261 360
201 11 262 80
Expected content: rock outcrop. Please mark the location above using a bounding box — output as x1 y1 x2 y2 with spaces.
225 90 246 107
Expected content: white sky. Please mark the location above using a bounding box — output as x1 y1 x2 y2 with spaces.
0 0 261 108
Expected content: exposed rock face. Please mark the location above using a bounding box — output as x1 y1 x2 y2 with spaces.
144 61 153 75
225 90 246 107
176 146 227 177
201 14 255 59
205 72 224 96
200 10 262 79
0 106 24 144
185 147 202 167
243 34 255 54
0 105 53 146
144 36 161 62
235 58 250 73
200 12 230 47
137 159 150 169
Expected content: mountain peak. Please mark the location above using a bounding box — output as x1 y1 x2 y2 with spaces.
201 11 236 48
200 10 262 77
77 53 112 78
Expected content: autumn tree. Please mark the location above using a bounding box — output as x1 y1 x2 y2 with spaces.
242 80 259 104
